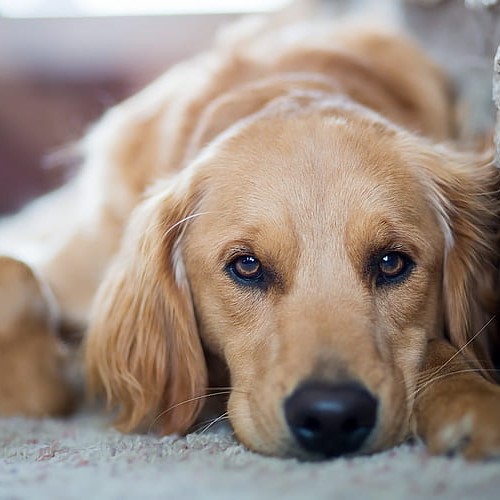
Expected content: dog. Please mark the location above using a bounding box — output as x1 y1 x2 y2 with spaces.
1 19 499 460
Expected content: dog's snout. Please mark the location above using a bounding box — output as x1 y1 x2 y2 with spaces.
284 382 378 458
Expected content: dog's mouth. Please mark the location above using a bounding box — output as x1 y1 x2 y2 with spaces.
227 372 411 461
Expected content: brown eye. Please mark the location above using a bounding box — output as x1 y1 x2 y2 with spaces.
376 252 413 286
379 253 405 276
229 255 263 283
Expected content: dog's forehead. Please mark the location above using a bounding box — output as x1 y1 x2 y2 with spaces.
198 113 429 229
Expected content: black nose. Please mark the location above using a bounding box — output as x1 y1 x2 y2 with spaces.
284 381 378 458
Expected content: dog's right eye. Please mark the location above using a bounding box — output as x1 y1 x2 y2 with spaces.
228 255 264 284
373 251 414 287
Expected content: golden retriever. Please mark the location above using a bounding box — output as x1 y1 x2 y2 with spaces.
0 19 499 460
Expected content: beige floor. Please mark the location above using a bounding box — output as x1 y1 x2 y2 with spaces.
1 412 500 500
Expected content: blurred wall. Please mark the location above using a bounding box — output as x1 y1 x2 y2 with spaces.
1 0 498 214
0 13 237 214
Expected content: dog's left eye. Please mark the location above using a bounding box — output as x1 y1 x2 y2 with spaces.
375 251 413 286
228 255 264 284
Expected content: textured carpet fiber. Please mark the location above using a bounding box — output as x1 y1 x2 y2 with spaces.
1 413 500 499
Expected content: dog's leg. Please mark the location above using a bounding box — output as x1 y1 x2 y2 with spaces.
0 256 76 416
0 181 123 417
413 338 500 459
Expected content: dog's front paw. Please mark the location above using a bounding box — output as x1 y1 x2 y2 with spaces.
0 256 76 417
412 338 500 460
414 377 500 460
413 352 500 460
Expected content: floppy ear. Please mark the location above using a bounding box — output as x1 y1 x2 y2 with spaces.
85 172 207 434
419 146 499 373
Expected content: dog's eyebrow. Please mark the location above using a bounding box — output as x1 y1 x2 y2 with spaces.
347 215 432 267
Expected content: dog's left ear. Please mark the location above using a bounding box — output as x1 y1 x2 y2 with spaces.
85 169 207 434
419 145 499 373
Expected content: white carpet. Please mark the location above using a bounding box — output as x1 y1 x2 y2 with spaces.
1 412 500 499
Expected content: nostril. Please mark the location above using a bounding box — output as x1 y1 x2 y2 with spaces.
341 416 358 434
297 415 322 440
284 381 378 458
303 416 321 432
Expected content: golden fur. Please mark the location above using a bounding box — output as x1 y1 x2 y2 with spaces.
0 19 499 459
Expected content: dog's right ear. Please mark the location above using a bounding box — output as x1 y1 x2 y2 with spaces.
85 169 207 435
416 145 500 374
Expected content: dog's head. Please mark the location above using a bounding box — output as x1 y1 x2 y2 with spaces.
85 93 498 459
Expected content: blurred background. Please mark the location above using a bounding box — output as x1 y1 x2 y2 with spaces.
0 0 499 214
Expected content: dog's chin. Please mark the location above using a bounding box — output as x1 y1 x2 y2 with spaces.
232 417 409 462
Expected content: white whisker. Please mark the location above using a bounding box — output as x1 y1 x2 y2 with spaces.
165 211 211 236
433 315 496 377
407 316 497 404
198 412 230 435
409 368 500 403
148 390 232 432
